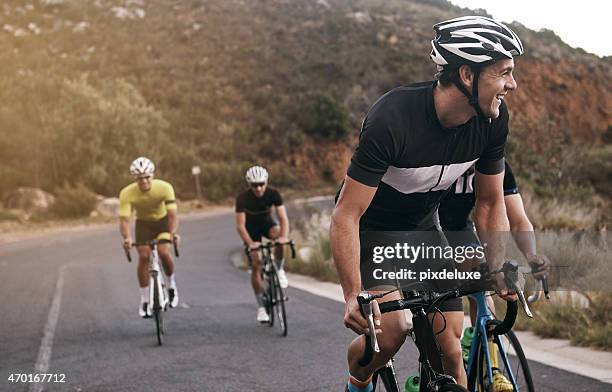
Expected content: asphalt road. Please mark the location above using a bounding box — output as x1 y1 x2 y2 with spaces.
0 209 608 391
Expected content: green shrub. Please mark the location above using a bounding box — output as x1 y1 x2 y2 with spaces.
302 94 352 141
49 183 97 219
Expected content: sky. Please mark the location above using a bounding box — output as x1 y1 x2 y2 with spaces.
448 0 611 57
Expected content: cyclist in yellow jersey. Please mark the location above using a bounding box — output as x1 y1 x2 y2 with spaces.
119 157 181 318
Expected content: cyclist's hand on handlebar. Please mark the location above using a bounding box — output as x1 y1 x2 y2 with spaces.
344 296 381 335
277 236 289 244
527 254 550 280
122 237 132 252
495 274 518 302
172 233 181 247
248 241 261 251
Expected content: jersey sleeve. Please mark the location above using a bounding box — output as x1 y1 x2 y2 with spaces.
163 182 177 210
271 189 283 206
475 102 509 175
235 194 245 213
347 114 396 187
503 161 519 195
118 187 132 218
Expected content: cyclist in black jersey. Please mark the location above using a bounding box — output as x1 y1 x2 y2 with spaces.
440 162 549 279
439 161 550 390
330 16 525 391
235 166 290 323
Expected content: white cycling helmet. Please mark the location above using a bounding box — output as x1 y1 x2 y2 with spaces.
130 157 155 177
245 165 268 184
430 16 523 70
430 16 524 119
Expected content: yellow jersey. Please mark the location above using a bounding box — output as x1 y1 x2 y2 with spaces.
119 179 177 221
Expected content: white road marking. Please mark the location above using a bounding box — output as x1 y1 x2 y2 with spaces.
29 264 66 392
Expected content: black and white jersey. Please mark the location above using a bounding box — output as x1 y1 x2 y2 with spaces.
438 161 519 231
235 187 283 228
347 81 509 231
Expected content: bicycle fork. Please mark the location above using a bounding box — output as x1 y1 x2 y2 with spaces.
149 250 167 311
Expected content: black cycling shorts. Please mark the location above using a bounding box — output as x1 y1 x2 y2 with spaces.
360 229 464 313
246 218 279 242
135 214 170 244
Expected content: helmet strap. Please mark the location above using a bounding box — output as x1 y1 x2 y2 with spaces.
452 66 490 122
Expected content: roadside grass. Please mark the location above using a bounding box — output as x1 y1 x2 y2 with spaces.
510 291 611 351
285 210 339 284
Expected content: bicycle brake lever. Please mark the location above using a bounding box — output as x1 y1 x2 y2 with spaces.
517 290 534 318
504 261 533 318
527 280 542 304
357 293 380 353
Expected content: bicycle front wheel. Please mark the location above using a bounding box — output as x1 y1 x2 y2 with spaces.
476 330 534 392
153 279 164 346
272 270 288 336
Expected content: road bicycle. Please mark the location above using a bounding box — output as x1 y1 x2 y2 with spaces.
125 238 179 345
358 261 548 392
245 240 295 337
462 268 549 392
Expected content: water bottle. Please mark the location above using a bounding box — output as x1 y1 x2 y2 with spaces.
461 326 475 363
405 374 420 392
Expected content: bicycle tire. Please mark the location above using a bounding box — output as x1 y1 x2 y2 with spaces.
272 270 288 337
153 278 163 346
438 384 469 392
476 330 533 392
266 268 275 327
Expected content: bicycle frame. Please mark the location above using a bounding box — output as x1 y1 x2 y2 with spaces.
465 292 519 392
148 243 167 311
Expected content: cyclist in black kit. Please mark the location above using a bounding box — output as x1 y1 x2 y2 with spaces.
330 16 525 391
439 161 550 390
235 166 290 323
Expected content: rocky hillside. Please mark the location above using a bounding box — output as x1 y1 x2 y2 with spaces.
1 0 610 219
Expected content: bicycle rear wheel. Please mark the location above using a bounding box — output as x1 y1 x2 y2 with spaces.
153 277 164 346
272 269 288 337
476 330 533 392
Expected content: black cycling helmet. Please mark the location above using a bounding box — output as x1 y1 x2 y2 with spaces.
430 16 524 119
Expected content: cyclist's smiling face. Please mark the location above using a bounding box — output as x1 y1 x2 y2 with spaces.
136 175 153 192
477 58 517 119
250 181 267 197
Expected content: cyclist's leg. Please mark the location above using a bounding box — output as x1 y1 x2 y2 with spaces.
158 241 175 276
346 290 408 384
265 220 284 267
249 248 264 294
136 243 152 316
428 300 466 387
151 215 175 276
246 225 267 309
135 219 154 288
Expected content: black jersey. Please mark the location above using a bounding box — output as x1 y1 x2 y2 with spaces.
347 81 509 231
438 161 518 231
235 187 283 228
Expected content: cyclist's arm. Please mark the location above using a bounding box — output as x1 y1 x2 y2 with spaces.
275 205 290 239
167 208 178 236
163 182 178 235
118 190 132 242
119 216 131 241
235 212 254 247
505 193 535 257
330 176 377 301
473 170 509 271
